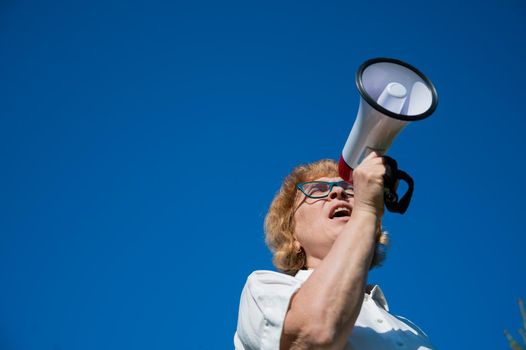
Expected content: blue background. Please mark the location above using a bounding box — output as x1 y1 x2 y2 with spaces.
1 0 525 349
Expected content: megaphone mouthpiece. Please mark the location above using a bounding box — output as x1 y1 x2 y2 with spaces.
377 82 407 114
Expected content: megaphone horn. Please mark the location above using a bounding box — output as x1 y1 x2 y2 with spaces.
338 58 438 214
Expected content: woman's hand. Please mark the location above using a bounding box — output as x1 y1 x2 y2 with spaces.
351 151 386 217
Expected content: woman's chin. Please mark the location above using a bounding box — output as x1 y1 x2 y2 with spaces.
330 218 351 235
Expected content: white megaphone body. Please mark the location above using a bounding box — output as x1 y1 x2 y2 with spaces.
339 58 438 214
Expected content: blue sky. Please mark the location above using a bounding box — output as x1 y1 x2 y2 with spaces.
1 0 525 349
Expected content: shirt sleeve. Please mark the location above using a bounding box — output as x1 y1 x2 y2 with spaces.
235 270 302 350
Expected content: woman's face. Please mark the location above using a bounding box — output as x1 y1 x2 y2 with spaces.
293 176 354 268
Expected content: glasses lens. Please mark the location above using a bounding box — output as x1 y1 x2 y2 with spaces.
302 182 331 198
338 181 354 197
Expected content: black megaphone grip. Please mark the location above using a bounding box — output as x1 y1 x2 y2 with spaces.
382 156 414 214
394 170 414 214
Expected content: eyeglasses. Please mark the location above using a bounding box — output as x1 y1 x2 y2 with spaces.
296 181 354 199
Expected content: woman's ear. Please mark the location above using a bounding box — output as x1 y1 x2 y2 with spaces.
293 240 301 252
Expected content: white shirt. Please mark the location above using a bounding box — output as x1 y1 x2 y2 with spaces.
234 269 436 350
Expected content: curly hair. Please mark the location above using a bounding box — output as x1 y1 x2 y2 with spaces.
264 159 389 275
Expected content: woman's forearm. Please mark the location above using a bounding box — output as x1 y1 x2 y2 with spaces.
281 210 378 349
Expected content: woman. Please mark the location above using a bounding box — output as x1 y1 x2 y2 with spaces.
234 152 435 350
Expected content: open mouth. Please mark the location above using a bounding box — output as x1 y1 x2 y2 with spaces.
329 206 352 219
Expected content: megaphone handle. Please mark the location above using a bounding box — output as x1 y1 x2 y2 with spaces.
383 156 398 191
382 156 414 214
393 170 414 214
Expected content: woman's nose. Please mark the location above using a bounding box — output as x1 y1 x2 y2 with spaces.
329 186 345 200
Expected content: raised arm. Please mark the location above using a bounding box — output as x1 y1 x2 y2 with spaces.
280 152 386 350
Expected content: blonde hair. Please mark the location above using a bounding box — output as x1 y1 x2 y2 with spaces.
264 159 389 275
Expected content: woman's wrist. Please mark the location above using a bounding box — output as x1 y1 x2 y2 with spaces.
352 205 383 220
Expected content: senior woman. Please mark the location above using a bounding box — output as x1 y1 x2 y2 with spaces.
234 152 435 350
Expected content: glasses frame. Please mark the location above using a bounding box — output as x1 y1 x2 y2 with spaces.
296 180 354 199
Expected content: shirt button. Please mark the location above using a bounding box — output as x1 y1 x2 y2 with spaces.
376 318 383 323
396 341 405 347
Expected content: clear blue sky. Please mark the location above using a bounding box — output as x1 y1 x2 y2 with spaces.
1 0 525 349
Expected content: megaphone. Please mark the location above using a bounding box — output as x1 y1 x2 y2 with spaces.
339 58 438 214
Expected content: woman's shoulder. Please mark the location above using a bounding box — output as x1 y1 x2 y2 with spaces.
236 270 305 349
245 269 299 284
241 270 303 296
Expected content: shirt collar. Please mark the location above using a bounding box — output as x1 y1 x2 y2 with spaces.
368 284 389 311
294 269 313 282
294 269 390 312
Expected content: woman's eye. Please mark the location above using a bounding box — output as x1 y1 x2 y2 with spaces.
306 184 325 193
312 185 328 193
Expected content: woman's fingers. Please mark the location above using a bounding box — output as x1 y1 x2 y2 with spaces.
363 150 380 162
361 151 386 165
352 151 387 216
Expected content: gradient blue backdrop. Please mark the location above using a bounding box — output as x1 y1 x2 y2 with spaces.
1 1 525 349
